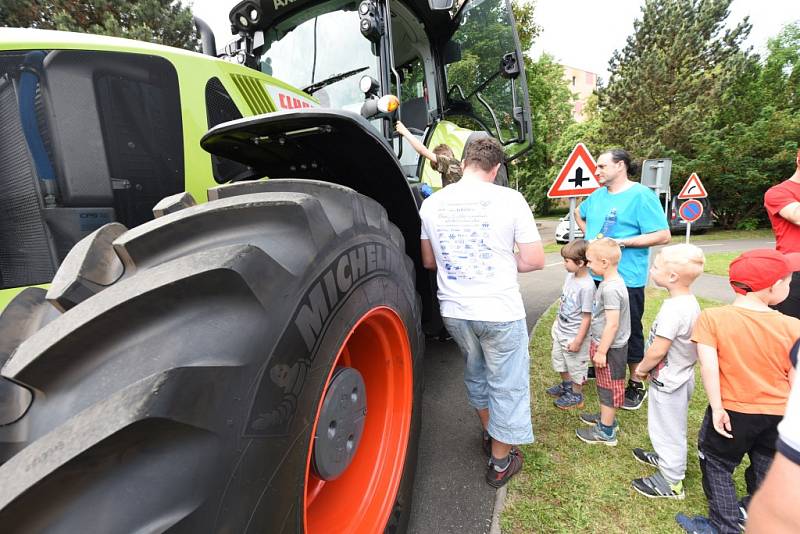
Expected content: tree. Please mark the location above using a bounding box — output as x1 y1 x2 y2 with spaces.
598 0 751 157
761 23 800 113
512 0 540 53
503 1 577 213
685 22 800 228
590 1 800 228
515 53 576 213
0 0 198 50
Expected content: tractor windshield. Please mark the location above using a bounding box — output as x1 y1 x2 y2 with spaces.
259 0 379 114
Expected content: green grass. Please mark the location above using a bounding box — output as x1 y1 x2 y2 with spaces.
704 251 741 277
547 229 771 255
670 228 773 243
501 289 750 534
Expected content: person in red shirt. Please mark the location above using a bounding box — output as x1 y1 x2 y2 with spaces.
764 148 800 318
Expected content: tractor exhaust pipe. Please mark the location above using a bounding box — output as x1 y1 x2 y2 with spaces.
194 17 217 57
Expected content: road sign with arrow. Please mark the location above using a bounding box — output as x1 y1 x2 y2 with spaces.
547 143 601 198
677 173 708 199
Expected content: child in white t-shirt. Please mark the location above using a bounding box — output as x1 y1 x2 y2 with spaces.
630 244 705 499
546 239 595 409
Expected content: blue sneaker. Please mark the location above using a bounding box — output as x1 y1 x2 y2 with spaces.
546 381 571 398
675 513 717 534
555 390 584 410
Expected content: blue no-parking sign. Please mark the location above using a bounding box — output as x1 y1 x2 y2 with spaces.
679 199 703 223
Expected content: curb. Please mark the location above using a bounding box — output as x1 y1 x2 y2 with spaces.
489 485 507 534
489 302 556 534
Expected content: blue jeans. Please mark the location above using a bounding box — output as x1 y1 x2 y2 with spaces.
442 317 534 445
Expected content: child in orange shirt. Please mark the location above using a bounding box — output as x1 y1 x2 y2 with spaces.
676 249 800 534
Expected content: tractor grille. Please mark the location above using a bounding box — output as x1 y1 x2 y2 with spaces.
229 74 273 115
0 77 56 288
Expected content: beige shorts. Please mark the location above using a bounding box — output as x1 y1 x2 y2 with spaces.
550 322 590 384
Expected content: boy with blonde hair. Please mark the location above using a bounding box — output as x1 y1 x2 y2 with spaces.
547 239 595 409
676 249 800 534
576 238 630 445
629 244 705 499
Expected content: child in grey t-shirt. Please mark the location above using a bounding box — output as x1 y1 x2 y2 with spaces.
576 238 630 446
547 240 595 409
630 244 705 500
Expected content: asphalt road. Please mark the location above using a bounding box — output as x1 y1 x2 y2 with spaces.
406 236 773 534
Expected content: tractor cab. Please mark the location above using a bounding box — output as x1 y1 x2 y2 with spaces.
220 0 532 185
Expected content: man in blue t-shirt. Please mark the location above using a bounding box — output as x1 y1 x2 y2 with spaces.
575 148 670 410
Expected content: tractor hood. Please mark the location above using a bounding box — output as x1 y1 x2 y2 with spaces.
200 109 399 181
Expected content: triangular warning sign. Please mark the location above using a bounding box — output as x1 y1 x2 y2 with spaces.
677 173 708 199
547 143 601 198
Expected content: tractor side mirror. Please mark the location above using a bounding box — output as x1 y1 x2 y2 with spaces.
428 0 454 10
500 51 521 79
442 40 461 65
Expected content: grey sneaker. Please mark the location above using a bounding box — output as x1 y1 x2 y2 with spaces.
576 423 617 446
579 412 600 426
546 381 570 398
555 391 584 410
632 448 660 468
623 380 647 410
632 472 685 499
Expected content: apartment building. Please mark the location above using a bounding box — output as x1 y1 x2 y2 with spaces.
563 65 598 122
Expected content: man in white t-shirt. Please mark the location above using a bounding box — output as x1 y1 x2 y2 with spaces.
746 339 800 533
419 137 544 488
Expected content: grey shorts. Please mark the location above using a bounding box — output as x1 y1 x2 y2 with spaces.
550 323 590 383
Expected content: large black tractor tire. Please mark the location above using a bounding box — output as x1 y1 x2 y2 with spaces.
0 180 424 533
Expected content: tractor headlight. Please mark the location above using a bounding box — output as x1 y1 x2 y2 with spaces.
359 75 379 96
377 94 399 113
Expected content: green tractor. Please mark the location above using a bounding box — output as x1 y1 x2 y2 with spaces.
0 0 532 531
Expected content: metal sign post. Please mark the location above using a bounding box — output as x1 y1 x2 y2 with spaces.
678 199 703 244
568 197 576 241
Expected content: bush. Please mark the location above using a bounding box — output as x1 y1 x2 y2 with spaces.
736 217 761 231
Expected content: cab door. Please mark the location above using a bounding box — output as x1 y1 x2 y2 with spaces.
440 0 532 160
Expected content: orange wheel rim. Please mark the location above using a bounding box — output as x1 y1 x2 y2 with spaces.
304 306 413 533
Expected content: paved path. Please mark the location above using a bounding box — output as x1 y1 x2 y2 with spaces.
407 257 564 534
653 237 774 303
407 236 773 533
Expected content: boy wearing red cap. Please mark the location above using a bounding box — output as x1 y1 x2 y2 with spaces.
676 249 800 534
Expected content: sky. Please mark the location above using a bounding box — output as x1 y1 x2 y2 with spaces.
529 0 800 80
191 0 800 80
